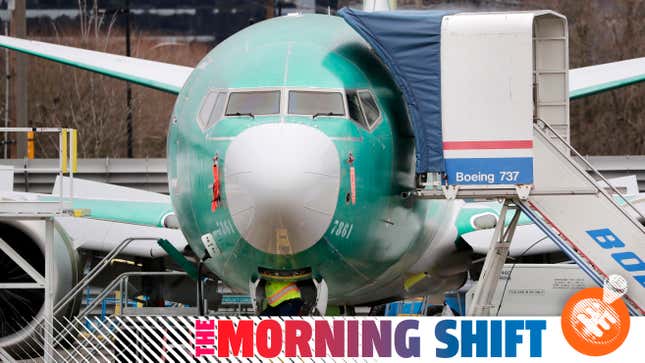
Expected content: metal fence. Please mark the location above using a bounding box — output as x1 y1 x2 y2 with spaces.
4 158 168 194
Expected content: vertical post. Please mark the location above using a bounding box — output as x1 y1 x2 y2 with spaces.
125 0 133 158
467 199 521 316
10 0 27 158
117 280 123 313
3 22 9 159
69 129 76 203
59 130 64 210
26 130 33 159
124 277 128 309
265 0 274 19
197 260 205 315
43 217 55 363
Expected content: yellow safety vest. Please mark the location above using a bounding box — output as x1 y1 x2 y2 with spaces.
265 280 301 307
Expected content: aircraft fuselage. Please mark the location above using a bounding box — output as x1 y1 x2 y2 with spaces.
167 14 466 305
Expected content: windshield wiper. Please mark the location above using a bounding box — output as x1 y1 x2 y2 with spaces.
312 112 343 119
227 112 255 118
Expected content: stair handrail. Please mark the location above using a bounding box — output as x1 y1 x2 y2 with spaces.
54 237 163 315
534 119 645 225
76 271 187 320
53 271 187 347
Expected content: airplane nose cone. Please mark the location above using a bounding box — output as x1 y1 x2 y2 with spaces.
224 123 340 255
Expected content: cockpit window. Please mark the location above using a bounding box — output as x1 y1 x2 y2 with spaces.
358 90 381 128
288 91 345 117
346 90 381 130
225 91 280 116
346 90 366 126
198 91 227 130
198 92 217 129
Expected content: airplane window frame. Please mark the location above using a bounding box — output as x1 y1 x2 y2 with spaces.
197 91 218 131
225 90 281 117
197 89 228 131
346 90 367 128
357 90 382 131
287 90 347 118
346 89 382 131
207 91 228 128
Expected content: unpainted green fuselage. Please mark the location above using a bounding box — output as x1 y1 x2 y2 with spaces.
168 14 461 304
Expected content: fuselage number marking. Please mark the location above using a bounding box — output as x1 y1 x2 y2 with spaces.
330 220 354 239
215 219 236 237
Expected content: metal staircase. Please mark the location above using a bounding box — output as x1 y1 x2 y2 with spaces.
417 120 645 315
519 120 645 315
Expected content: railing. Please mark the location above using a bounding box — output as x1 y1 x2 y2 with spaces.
6 157 169 194
0 127 77 214
0 128 78 363
534 119 645 227
54 237 165 315
78 271 189 320
53 271 189 348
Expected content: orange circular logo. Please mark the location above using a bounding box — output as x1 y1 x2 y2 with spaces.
561 275 630 356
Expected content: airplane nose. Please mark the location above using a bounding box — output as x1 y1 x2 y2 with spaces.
224 123 340 255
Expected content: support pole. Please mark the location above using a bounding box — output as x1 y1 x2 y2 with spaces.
43 217 55 363
467 199 521 316
196 260 205 315
3 23 9 159
125 0 133 158
10 0 27 159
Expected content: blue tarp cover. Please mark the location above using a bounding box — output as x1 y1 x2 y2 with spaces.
338 8 456 173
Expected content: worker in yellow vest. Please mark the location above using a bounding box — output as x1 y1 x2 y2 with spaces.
260 280 303 316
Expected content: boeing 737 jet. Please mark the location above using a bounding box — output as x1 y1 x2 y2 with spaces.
0 11 643 324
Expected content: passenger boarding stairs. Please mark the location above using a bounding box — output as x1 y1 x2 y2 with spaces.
339 8 645 315
521 120 645 315
417 120 645 316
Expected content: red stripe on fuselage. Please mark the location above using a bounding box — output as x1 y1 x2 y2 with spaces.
442 140 533 150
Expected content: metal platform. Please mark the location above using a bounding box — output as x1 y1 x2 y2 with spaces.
0 128 77 363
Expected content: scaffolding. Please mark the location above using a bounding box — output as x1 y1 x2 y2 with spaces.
0 127 76 362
